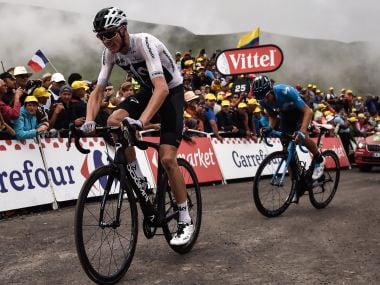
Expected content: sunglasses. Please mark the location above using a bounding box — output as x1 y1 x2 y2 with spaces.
97 29 119 41
16 75 30 79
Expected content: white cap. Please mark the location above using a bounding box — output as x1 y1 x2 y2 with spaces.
184 91 199 102
51 72 65 83
13 66 32 77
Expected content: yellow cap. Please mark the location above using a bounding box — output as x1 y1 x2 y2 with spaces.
32 87 50 98
224 92 232 98
318 103 326 109
183 111 192 118
71 80 89 91
253 107 262 113
217 94 224 101
375 116 380 121
205 93 216 101
346 89 353 94
107 102 117 109
358 113 366 119
307 84 313 88
221 100 230 107
329 87 334 90
348 117 358 122
184 59 194 67
238 102 248 109
248 98 258 105
312 85 317 89
24 95 39 104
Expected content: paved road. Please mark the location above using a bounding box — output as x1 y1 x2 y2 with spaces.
0 168 379 285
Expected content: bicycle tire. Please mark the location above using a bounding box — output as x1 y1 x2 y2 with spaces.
74 165 138 285
160 158 202 254
253 151 295 218
309 150 340 209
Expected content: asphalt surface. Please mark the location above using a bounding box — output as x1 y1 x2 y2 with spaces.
0 167 379 285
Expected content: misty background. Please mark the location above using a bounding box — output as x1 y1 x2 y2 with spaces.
1 2 380 95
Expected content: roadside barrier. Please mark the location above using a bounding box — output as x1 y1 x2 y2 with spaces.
0 134 349 212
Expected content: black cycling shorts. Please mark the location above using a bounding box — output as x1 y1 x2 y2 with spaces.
117 84 184 148
279 109 303 135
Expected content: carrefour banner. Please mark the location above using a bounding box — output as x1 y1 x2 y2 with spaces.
211 137 313 180
41 137 155 202
0 139 54 211
0 138 155 211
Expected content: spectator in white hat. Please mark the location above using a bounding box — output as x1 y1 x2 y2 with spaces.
45 72 66 111
13 66 32 90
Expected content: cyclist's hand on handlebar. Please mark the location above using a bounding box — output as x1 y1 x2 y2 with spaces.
122 117 143 131
81 121 96 133
295 130 306 144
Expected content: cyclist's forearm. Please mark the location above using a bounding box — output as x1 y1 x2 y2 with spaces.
86 88 104 121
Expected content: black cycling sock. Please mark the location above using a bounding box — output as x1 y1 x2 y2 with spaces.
314 153 324 163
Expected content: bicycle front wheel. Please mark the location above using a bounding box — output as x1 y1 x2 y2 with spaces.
75 165 138 285
309 150 340 209
253 151 295 217
160 158 202 254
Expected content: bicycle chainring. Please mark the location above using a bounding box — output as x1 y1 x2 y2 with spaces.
143 217 157 239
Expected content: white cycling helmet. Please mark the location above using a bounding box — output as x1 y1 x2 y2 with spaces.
93 7 128 33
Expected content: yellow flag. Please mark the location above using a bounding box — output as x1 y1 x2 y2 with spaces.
237 27 260 48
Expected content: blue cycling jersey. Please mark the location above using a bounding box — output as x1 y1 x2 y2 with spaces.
259 84 305 113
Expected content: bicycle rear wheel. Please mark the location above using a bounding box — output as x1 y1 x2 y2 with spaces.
309 150 340 209
253 151 295 217
75 165 138 285
160 158 202 254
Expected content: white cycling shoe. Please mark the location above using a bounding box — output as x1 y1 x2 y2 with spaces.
312 157 326 180
170 221 194 246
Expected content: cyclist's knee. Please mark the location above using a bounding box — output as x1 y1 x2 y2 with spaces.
160 153 177 172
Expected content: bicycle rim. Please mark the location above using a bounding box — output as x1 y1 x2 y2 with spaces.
75 166 138 284
309 150 340 209
253 151 294 217
160 158 202 254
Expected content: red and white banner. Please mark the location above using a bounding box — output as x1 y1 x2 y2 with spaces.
312 136 350 168
143 137 223 184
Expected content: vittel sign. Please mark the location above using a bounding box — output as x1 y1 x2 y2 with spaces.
216 44 284 75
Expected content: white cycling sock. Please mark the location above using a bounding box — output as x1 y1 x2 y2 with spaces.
178 201 191 224
127 160 144 178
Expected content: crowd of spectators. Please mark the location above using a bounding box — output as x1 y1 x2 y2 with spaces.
1 49 380 154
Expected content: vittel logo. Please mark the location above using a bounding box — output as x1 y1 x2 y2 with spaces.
216 44 284 75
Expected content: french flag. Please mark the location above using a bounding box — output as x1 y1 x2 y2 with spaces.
27 49 49 72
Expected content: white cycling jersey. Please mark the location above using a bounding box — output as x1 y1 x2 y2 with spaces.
97 33 183 90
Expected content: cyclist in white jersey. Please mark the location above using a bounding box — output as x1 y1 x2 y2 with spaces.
82 7 193 245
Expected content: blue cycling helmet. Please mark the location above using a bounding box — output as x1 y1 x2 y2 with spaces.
252 75 272 100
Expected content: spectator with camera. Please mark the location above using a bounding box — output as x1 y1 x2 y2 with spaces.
13 66 32 104
0 78 22 139
203 93 223 142
48 85 76 137
0 72 17 106
12 96 49 140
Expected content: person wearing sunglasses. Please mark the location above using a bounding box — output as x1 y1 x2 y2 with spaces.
82 7 193 246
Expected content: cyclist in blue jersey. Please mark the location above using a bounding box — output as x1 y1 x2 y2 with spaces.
252 75 325 182
81 7 193 245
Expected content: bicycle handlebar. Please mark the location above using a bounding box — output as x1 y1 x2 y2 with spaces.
260 130 309 153
67 121 150 154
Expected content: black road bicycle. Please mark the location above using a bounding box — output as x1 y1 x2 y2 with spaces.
253 124 340 218
67 122 202 284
